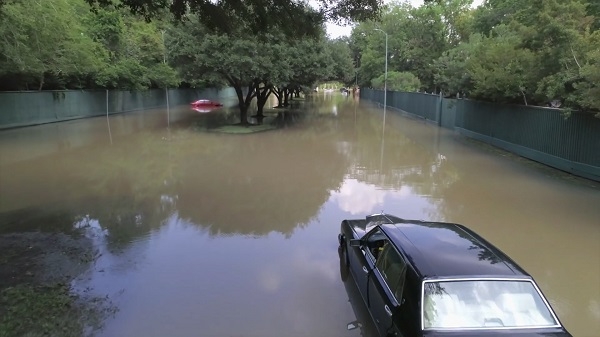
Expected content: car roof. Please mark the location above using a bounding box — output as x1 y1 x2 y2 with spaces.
380 220 530 279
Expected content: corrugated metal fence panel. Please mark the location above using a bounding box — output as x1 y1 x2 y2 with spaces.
0 91 107 126
441 98 457 129
458 100 600 167
365 88 439 121
0 88 237 129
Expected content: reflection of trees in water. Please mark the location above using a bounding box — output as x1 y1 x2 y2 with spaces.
176 125 348 236
8 110 350 244
406 222 504 265
332 104 460 219
468 244 502 265
424 282 447 296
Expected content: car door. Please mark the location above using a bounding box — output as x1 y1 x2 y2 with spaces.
348 227 386 303
368 242 408 337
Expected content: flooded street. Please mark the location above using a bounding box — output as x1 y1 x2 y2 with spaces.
1 94 599 337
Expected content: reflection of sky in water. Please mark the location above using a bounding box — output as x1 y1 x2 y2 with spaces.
330 178 437 219
79 211 359 337
76 175 440 337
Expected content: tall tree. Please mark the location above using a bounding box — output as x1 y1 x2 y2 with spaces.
91 11 179 89
168 20 283 124
0 0 106 90
84 0 382 38
433 37 475 97
467 26 536 104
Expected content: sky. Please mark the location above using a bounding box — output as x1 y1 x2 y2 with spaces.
325 0 484 39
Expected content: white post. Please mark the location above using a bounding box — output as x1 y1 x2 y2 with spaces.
161 30 166 64
106 89 112 144
374 28 388 124
166 88 170 127
384 32 388 124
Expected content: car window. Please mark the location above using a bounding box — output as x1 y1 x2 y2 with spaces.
364 228 388 261
422 279 559 330
375 242 407 302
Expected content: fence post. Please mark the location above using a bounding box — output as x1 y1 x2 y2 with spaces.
437 92 443 126
166 88 170 127
106 89 113 144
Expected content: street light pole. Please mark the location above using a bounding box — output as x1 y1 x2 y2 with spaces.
161 30 166 64
374 28 388 123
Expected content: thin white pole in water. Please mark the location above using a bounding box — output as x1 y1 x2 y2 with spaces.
106 89 112 144
106 89 109 117
374 28 388 125
166 88 170 127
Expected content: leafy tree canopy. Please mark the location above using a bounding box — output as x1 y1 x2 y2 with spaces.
350 0 472 91
82 0 382 37
371 71 421 92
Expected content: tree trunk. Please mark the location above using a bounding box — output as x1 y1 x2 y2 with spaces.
38 73 44 91
520 89 528 106
256 96 266 117
239 102 249 125
273 92 280 107
276 87 285 107
234 84 251 125
283 89 290 107
255 84 271 118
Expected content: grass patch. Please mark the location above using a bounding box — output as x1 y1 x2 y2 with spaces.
210 113 281 134
211 123 277 134
0 284 109 337
0 232 113 337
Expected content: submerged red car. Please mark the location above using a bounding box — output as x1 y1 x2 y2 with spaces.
190 99 223 107
192 106 220 113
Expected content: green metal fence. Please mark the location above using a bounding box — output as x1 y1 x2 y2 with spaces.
361 88 600 182
0 87 236 129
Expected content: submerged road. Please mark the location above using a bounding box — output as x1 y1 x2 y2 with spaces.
0 93 598 336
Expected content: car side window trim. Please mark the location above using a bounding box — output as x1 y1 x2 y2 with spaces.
374 242 408 304
362 227 387 264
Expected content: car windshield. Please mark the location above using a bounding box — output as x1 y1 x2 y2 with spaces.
422 279 559 330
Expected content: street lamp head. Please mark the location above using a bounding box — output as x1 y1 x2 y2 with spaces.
373 28 387 36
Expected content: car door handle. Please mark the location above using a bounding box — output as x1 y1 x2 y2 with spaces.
384 305 392 317
362 266 369 274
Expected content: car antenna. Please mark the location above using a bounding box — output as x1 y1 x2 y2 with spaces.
381 211 394 224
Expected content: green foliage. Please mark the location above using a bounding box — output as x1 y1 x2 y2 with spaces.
0 278 109 337
284 39 338 87
0 284 83 337
0 0 179 90
371 71 421 92
0 0 107 90
467 26 536 104
571 32 600 113
166 11 351 120
85 8 180 89
433 38 474 96
459 0 599 109
82 0 382 36
325 39 355 84
470 0 521 35
586 0 600 30
350 0 599 112
351 1 471 90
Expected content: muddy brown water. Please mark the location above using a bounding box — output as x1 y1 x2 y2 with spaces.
0 94 598 337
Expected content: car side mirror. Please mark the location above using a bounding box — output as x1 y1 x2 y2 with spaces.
349 239 362 247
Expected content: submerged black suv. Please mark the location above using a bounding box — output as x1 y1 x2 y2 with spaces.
338 213 572 337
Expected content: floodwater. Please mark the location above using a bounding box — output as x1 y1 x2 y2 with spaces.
0 93 599 337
